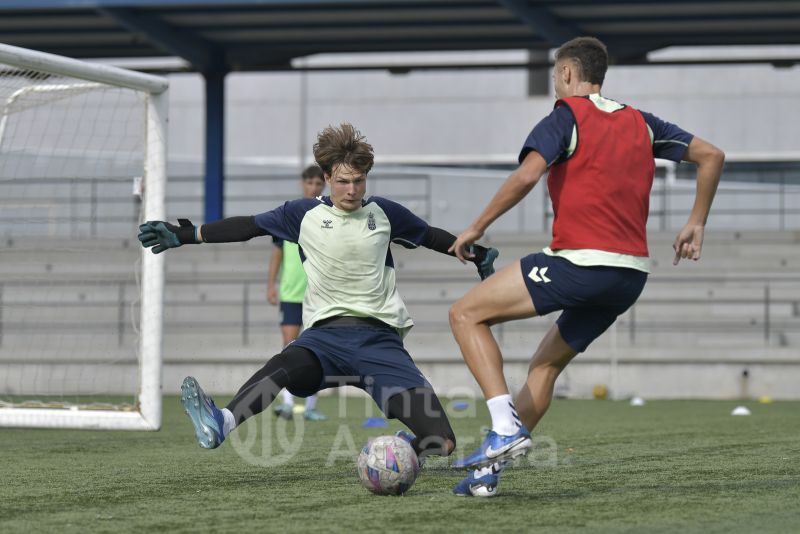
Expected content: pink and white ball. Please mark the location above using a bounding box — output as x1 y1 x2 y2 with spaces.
357 435 420 495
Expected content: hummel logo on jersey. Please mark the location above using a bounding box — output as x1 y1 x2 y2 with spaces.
367 212 376 230
321 219 333 229
528 266 551 283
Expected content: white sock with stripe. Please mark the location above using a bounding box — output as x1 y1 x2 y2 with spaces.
486 394 522 436
304 394 318 411
281 389 294 405
221 408 236 437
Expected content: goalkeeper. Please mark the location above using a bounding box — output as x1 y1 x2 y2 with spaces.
138 123 498 461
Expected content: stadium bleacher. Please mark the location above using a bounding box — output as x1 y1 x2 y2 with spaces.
2 226 798 399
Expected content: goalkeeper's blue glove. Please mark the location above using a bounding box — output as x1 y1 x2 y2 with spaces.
470 245 499 280
137 218 198 254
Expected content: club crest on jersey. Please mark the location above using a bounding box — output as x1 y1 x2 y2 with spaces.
367 212 376 230
321 219 333 229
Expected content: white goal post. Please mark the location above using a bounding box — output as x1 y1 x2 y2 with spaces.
0 43 167 430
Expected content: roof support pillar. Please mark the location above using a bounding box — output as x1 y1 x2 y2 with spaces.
203 70 226 222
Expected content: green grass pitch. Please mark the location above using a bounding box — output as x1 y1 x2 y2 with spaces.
1 397 798 533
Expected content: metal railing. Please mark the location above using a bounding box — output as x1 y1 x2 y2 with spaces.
1 276 798 352
3 168 800 241
542 177 800 232
0 172 432 238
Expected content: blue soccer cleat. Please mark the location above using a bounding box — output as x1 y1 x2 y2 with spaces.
451 427 532 468
180 376 225 449
452 463 505 497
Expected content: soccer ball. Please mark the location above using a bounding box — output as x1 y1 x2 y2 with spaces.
357 435 420 496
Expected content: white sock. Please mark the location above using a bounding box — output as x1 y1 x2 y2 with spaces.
281 389 294 405
474 461 506 479
304 394 318 411
221 408 236 437
486 394 522 436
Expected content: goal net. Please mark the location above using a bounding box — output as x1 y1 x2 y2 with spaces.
0 44 167 430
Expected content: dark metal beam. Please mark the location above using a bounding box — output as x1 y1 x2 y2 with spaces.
568 14 800 24
496 0 579 46
224 36 550 63
0 0 383 7
532 0 799 5
98 7 223 71
292 57 800 72
607 43 659 63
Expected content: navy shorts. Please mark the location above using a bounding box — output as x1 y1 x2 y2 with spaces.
279 302 303 326
288 324 431 413
520 252 647 352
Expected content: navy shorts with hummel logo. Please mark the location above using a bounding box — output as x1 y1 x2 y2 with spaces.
288 324 431 413
520 252 647 352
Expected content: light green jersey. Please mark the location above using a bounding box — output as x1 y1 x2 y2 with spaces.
277 240 307 303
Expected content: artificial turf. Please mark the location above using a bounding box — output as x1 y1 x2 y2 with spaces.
1 396 798 533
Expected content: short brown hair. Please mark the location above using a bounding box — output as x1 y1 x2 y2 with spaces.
555 37 608 86
301 164 324 181
313 123 374 176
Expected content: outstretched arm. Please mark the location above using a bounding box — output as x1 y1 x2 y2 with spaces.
672 136 724 265
197 216 266 242
138 216 267 254
449 150 547 261
420 226 499 280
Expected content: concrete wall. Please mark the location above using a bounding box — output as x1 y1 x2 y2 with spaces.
166 48 800 166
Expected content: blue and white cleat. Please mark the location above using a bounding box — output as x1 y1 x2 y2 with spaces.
180 376 225 449
451 427 531 468
452 467 503 497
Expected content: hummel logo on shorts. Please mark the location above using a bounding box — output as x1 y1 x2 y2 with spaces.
528 266 551 283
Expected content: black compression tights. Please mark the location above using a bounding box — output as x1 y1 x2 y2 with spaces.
225 347 456 457
225 345 322 425
385 387 456 457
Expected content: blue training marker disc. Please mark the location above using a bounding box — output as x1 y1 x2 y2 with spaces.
361 417 388 428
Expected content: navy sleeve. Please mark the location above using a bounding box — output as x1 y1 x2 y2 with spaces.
254 198 319 243
640 110 694 162
370 196 429 248
518 105 575 166
272 236 284 248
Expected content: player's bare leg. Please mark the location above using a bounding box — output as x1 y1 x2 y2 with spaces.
280 324 301 346
449 261 537 399
514 324 578 432
450 261 538 468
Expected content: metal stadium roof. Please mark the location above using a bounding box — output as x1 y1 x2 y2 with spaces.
3 0 798 222
1 0 800 73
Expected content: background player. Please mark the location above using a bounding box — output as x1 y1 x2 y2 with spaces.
268 164 327 421
447 37 725 496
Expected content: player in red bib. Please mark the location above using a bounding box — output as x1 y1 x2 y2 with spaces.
449 37 725 497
